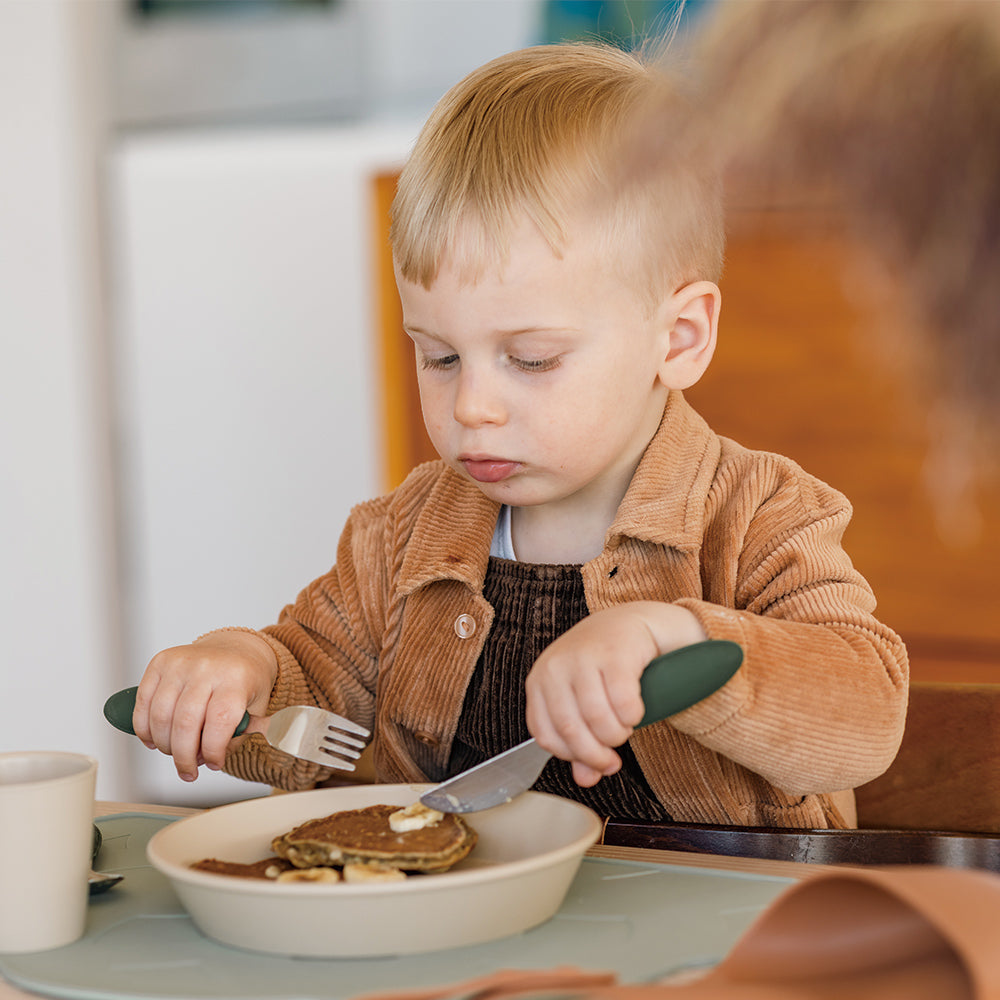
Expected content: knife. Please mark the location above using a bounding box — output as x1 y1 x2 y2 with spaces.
420 638 743 813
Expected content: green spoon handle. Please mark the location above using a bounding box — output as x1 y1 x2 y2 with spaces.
102 686 251 737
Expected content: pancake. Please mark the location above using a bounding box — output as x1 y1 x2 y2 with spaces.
271 803 477 872
191 856 294 880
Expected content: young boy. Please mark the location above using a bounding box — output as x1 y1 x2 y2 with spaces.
133 43 907 829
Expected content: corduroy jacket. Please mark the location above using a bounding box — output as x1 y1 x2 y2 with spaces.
224 391 908 829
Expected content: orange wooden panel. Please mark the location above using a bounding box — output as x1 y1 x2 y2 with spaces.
372 172 437 491
688 208 1000 666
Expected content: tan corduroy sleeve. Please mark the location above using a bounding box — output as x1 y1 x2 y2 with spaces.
222 494 394 789
664 458 907 797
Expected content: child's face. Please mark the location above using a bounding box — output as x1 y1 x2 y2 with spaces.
397 218 673 525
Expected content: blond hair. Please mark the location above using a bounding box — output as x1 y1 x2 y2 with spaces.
390 43 724 306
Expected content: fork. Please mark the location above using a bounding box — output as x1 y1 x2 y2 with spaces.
103 688 370 771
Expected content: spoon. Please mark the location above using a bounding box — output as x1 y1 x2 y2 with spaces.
89 870 124 895
90 824 124 896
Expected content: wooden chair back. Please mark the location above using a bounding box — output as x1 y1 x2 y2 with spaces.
856 682 1000 834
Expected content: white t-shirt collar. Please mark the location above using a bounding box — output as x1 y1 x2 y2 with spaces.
489 504 516 560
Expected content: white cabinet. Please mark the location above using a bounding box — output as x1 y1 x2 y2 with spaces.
108 124 415 803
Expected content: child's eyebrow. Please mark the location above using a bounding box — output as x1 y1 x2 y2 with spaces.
404 324 578 340
401 324 445 342
477 325 584 342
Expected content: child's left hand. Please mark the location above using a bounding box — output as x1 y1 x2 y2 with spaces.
524 602 708 787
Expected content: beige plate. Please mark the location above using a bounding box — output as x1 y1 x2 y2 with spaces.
147 783 601 957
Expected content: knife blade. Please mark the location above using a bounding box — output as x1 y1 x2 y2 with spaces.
420 638 744 813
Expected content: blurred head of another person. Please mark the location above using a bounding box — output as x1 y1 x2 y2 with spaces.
692 1 1000 441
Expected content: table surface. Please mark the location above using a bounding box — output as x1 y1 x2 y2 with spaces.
0 801 836 1000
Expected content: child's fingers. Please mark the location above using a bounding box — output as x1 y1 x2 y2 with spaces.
525 667 579 752
573 669 636 749
573 758 617 788
131 677 158 747
528 677 622 779
142 680 182 755
134 650 187 750
162 684 213 782
531 663 634 751
199 695 248 772
603 671 646 730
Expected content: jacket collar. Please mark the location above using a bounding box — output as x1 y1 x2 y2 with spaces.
397 468 500 595
396 391 720 594
606 391 721 553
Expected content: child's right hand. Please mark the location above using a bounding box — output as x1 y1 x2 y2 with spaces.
132 630 279 782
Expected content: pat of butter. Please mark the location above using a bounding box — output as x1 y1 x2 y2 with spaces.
389 802 443 833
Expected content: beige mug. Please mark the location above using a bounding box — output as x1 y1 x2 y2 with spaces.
0 751 98 952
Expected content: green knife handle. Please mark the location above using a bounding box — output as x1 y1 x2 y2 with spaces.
637 640 743 728
102 686 251 737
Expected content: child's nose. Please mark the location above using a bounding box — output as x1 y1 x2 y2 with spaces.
453 369 506 427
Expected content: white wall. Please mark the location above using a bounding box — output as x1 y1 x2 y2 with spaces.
1 0 541 806
0 0 126 798
360 1 544 117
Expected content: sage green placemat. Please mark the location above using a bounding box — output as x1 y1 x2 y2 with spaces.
0 813 792 1000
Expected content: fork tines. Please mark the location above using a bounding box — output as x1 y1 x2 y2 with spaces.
317 718 370 770
322 728 367 758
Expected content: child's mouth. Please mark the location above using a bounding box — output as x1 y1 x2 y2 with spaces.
461 458 518 483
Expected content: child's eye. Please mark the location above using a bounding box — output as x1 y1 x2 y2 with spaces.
511 355 561 373
420 353 459 371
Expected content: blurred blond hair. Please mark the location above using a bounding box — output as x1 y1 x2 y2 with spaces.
691 0 1000 435
390 42 724 309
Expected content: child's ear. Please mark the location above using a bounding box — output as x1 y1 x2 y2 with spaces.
656 280 720 390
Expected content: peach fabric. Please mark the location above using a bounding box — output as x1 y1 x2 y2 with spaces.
355 867 1000 1000
358 968 618 1000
